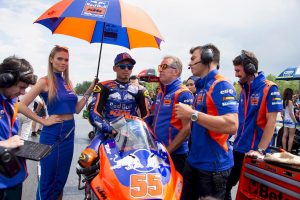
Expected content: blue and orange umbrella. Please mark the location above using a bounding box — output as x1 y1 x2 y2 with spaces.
35 0 164 77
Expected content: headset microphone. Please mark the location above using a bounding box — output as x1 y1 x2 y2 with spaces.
188 61 202 69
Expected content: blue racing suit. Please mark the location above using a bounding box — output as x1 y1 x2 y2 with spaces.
79 80 151 167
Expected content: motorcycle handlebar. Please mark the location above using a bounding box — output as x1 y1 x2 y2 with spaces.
76 162 99 175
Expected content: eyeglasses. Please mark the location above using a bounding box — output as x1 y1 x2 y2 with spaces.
186 83 194 86
158 64 176 71
117 63 134 70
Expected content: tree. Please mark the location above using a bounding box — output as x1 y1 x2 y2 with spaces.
266 74 299 95
74 81 92 95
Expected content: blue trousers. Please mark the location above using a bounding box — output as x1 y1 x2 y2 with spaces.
36 119 75 200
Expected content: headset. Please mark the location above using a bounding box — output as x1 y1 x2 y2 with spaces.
188 46 215 69
0 69 33 88
200 47 214 65
240 53 257 75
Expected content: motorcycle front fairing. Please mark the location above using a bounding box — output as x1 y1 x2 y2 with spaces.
90 117 182 200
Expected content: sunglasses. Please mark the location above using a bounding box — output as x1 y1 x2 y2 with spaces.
158 64 176 71
117 63 134 70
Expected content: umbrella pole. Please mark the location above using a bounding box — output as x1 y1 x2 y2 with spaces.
96 22 106 79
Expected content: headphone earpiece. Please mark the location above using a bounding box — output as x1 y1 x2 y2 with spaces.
240 54 257 75
0 71 18 88
201 48 214 65
0 69 33 88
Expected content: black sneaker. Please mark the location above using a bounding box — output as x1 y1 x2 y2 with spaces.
36 129 41 135
32 131 37 137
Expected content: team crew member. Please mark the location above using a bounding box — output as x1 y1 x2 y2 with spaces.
79 52 150 167
175 44 238 199
0 56 37 200
225 50 282 200
18 45 95 200
151 55 194 174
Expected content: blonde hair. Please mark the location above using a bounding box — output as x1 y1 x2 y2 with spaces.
47 45 73 102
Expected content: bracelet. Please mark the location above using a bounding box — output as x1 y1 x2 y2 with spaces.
83 95 89 102
84 92 91 98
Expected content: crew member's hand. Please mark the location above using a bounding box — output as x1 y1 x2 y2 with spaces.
246 150 264 159
43 115 63 126
175 103 194 120
0 135 24 149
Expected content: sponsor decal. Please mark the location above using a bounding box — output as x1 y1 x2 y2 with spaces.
93 85 101 93
104 143 111 154
0 110 4 119
130 173 163 198
272 98 281 101
82 0 109 18
109 110 130 117
250 93 260 105
272 102 282 105
107 82 117 89
164 99 171 105
271 91 280 96
223 96 235 101
220 89 234 95
95 186 107 199
104 24 118 41
249 180 291 200
251 97 259 105
108 92 121 100
143 90 150 98
222 101 237 106
183 99 193 104
111 149 169 172
196 95 204 104
124 93 134 100
282 70 294 77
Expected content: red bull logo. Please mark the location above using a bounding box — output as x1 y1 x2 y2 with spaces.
111 149 169 173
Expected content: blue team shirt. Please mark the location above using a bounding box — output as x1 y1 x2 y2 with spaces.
187 70 238 172
233 72 282 153
0 94 27 189
152 78 194 155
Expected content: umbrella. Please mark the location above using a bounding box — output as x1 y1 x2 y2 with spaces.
34 0 164 78
276 66 300 80
138 68 159 82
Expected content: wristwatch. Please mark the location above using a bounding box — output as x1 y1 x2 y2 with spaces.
191 111 199 122
257 148 266 155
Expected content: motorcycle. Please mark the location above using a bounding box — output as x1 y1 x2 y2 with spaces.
76 116 183 200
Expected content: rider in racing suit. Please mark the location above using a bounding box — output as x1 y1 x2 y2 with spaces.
79 53 150 167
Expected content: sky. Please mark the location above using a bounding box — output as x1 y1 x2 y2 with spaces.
0 0 300 85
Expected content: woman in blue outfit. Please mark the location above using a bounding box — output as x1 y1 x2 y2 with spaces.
19 45 95 200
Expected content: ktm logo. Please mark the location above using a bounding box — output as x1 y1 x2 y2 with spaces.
164 99 171 105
